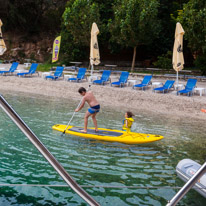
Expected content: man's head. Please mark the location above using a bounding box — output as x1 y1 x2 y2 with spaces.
78 87 86 96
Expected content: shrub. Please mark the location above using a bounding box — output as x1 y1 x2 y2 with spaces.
194 55 206 75
153 51 172 69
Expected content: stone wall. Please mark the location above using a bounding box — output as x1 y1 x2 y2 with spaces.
1 32 54 63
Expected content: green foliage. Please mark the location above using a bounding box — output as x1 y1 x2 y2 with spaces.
151 0 185 56
194 55 206 75
18 50 25 58
30 53 36 61
110 0 161 47
176 0 206 54
63 0 101 46
61 0 103 63
60 26 88 63
153 51 172 69
109 0 161 71
37 63 59 72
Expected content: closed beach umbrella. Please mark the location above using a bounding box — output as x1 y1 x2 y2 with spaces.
90 22 100 76
0 19 7 55
172 22 185 86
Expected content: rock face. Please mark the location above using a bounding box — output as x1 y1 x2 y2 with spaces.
1 32 54 63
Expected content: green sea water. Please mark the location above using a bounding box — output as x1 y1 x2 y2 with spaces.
0 92 205 206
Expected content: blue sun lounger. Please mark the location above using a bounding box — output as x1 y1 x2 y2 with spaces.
133 75 152 90
0 62 19 75
153 80 175 93
177 79 197 96
68 68 87 82
45 66 64 80
93 70 111 85
17 63 38 77
111 71 129 88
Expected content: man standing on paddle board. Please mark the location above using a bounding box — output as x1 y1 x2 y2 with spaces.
75 87 100 133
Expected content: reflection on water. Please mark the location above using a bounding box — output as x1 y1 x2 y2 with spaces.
0 92 205 205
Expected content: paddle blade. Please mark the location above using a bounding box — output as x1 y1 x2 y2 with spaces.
61 130 66 136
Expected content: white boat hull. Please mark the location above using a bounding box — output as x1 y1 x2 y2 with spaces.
176 159 206 198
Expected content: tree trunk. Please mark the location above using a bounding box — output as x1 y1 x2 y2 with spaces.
131 46 136 73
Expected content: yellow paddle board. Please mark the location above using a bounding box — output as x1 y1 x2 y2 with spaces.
52 124 164 144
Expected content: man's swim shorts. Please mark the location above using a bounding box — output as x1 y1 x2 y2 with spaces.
88 104 100 114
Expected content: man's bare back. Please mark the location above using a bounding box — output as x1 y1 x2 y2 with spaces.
83 91 99 107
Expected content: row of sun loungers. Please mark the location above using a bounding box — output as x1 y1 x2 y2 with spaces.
0 62 38 77
46 67 200 97
0 63 201 97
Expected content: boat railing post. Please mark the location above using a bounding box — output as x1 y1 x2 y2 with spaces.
0 94 100 206
166 161 206 206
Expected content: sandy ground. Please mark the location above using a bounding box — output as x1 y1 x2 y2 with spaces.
0 64 206 123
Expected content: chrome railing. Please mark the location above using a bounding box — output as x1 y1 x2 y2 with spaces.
166 161 206 206
0 94 100 206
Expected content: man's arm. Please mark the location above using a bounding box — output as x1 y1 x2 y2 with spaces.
75 97 86 112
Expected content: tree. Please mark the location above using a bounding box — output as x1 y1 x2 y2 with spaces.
151 0 188 55
61 0 116 62
176 0 206 74
63 0 101 47
176 0 206 55
110 0 161 72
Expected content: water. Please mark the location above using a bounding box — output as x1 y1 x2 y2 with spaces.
0 92 205 206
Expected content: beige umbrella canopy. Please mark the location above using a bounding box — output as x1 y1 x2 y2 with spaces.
0 19 7 55
172 22 185 86
90 22 100 75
